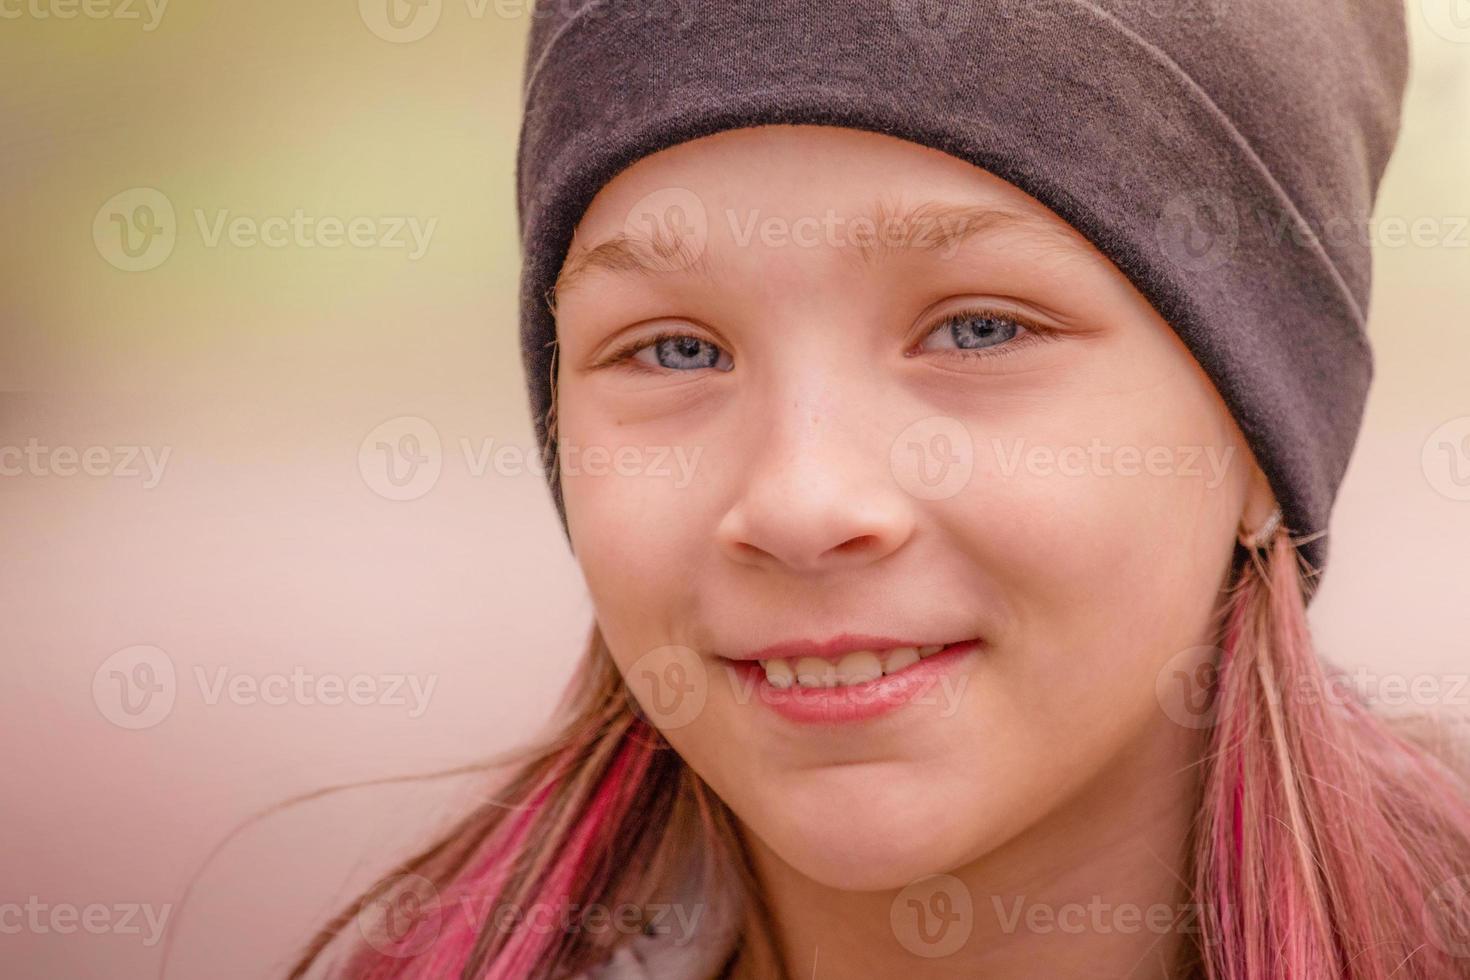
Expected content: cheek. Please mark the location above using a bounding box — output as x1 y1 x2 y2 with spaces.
562 478 676 665
955 341 1243 596
556 397 715 664
933 362 1247 741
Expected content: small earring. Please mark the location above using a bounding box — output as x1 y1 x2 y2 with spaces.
1237 506 1283 551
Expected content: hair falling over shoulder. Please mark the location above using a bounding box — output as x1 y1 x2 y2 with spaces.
286 625 786 980
1192 531 1470 978
291 534 1470 980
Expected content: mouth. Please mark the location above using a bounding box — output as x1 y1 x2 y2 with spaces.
718 635 983 725
754 642 954 688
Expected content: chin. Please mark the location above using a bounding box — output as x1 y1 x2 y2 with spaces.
746 777 993 892
773 824 975 892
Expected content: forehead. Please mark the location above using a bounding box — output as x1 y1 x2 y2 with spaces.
557 125 1100 300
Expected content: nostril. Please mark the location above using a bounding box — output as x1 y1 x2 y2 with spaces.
829 535 879 556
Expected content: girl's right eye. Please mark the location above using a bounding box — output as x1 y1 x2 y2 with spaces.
606 331 734 373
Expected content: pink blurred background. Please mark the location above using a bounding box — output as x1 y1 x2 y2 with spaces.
2 3 1467 977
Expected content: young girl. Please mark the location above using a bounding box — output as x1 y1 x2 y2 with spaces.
294 1 1470 977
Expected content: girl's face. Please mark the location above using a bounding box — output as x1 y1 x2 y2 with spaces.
553 125 1272 891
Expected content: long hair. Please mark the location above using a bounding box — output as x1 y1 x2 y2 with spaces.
1193 530 1470 977
285 624 785 980
290 529 1470 979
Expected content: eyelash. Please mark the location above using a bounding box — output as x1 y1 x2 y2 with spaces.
596 308 1059 373
914 307 1061 364
597 329 720 373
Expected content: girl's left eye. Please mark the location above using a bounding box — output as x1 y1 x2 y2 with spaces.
914 308 1053 360
598 329 735 374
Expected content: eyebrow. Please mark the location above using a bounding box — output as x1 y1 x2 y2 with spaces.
550 198 1087 307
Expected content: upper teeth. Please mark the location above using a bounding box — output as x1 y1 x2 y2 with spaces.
760 645 946 689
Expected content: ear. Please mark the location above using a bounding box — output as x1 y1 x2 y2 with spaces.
1240 460 1279 537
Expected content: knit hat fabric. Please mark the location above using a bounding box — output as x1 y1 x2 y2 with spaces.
515 0 1410 579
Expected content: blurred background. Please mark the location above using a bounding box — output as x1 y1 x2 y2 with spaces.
1 2 1466 977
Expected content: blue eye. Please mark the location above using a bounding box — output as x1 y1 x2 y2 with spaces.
648 335 723 369
920 310 1027 353
612 331 734 372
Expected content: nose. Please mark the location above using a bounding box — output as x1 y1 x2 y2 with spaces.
715 394 917 575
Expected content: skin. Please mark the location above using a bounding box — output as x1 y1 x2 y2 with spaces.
551 125 1277 979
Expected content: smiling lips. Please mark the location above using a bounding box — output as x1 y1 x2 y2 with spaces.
760 644 947 688
723 637 983 725
725 632 977 689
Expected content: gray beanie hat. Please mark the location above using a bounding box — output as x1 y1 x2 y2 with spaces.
515 0 1410 580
